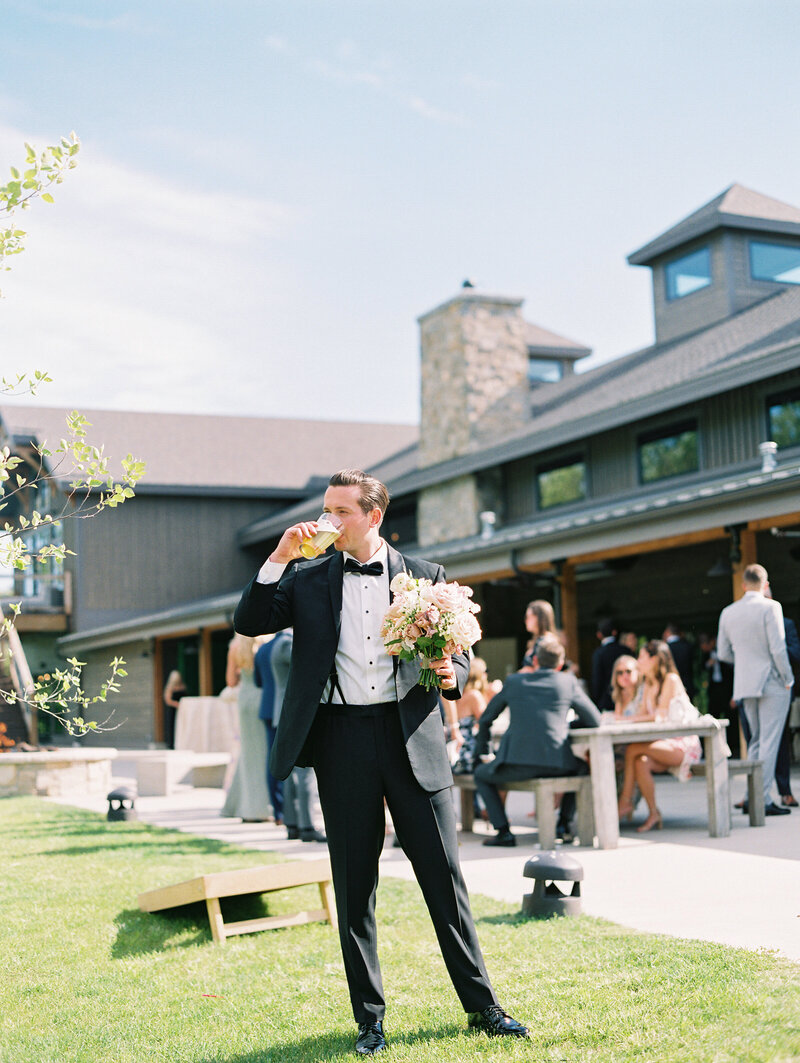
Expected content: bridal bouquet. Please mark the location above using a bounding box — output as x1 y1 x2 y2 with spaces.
381 572 482 690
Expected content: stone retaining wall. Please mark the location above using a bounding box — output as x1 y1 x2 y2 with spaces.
0 749 117 797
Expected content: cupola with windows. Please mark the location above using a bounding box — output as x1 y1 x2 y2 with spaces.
628 184 800 344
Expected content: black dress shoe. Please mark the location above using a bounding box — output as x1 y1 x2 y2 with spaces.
765 802 791 816
468 1005 529 1038
300 827 327 843
355 1019 386 1055
286 826 300 840
483 828 516 847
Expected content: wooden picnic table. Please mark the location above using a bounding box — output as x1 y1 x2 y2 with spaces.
569 717 731 849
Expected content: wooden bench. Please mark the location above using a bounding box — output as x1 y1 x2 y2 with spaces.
138 858 337 946
452 773 594 848
689 758 764 827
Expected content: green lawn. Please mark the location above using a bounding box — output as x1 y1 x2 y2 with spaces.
2 796 798 1063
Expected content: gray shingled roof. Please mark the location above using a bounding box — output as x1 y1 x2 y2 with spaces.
0 406 418 492
525 321 592 358
236 284 800 544
628 184 800 265
383 285 800 498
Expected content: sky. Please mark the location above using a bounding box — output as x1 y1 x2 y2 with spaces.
1 0 800 426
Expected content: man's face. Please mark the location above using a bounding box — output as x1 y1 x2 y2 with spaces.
323 484 382 555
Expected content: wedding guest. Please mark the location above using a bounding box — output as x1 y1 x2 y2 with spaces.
524 599 555 661
620 631 639 654
474 633 601 846
271 628 326 842
611 656 644 719
254 634 284 825
663 622 696 698
451 657 490 775
591 618 627 711
162 669 187 749
221 634 272 823
617 640 701 832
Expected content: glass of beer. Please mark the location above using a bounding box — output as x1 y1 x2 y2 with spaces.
299 513 343 559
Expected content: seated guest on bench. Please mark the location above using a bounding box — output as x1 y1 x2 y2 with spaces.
473 633 602 847
617 640 702 833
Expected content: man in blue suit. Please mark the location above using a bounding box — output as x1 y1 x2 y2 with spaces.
253 635 283 824
235 469 527 1054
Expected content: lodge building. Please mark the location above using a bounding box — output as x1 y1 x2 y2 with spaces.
2 184 799 745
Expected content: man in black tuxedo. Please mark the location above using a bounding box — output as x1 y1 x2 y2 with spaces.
234 469 527 1054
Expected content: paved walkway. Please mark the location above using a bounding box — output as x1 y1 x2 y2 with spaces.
54 764 800 965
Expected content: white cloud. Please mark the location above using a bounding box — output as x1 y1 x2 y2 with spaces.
406 96 467 127
264 34 292 54
304 58 384 89
36 9 146 33
0 123 303 416
269 39 467 126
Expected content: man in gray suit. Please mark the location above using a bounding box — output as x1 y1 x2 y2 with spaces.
717 564 794 817
474 633 601 846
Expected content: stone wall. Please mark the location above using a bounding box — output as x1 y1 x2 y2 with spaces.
0 749 116 797
417 476 480 547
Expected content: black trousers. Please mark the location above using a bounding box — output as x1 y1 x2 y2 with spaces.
311 702 497 1024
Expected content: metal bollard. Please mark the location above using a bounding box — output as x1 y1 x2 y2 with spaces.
107 785 138 822
521 850 583 918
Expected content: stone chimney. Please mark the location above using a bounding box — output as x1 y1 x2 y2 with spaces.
417 287 529 467
416 286 529 546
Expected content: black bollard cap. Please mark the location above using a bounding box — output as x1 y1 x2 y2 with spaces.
523 851 584 881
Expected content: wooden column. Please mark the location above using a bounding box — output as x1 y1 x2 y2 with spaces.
199 628 214 696
558 561 579 666
153 638 164 744
730 525 757 601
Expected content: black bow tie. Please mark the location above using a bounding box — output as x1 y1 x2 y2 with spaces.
344 558 384 577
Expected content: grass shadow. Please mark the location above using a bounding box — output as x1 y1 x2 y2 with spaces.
112 893 275 957
476 911 531 927
193 1023 465 1062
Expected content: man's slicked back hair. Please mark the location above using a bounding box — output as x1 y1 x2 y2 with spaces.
329 469 390 515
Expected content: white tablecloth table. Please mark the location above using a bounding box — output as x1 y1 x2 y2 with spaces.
175 696 239 755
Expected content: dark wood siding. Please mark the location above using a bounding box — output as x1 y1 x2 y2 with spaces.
71 494 276 631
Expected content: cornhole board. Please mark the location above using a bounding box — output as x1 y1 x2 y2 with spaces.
138 858 337 946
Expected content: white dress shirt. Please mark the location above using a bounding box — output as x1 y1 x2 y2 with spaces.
257 540 397 705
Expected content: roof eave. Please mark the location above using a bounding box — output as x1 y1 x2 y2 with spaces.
628 214 800 266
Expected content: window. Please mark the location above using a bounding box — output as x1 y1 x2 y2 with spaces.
768 390 800 448
528 358 563 385
665 247 712 300
537 458 586 509
750 240 800 285
638 424 699 483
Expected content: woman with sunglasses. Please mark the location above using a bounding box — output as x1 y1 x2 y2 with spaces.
617 640 701 832
610 655 645 719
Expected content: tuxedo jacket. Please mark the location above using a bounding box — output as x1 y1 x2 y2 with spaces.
474 669 601 773
717 591 793 700
234 544 468 792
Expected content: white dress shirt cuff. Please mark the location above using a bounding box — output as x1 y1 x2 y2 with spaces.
256 559 287 585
